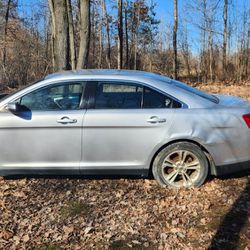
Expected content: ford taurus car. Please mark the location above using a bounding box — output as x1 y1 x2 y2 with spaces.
0 70 250 188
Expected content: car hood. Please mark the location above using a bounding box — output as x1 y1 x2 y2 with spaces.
215 94 250 107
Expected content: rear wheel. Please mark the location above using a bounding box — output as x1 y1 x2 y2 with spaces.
152 142 209 188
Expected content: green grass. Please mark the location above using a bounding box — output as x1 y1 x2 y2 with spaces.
61 201 91 218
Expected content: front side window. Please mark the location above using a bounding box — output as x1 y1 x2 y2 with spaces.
20 82 85 111
95 81 182 109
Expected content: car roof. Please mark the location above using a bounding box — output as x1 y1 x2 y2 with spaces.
45 69 171 82
0 69 217 109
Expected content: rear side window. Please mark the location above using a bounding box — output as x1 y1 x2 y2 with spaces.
95 82 143 109
144 87 172 108
95 81 182 109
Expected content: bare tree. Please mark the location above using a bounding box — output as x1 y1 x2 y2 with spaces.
124 0 129 68
77 0 90 69
98 0 103 68
103 0 111 68
90 2 97 65
1 0 250 88
66 0 76 70
223 0 228 78
48 0 56 69
201 0 207 82
48 0 70 71
132 2 140 70
117 0 123 69
173 0 178 79
245 10 250 77
181 22 191 78
3 0 12 67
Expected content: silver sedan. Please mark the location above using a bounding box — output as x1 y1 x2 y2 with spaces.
0 70 250 188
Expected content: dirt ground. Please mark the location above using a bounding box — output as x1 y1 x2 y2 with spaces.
0 84 250 250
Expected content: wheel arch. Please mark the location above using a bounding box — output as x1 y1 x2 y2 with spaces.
149 139 217 176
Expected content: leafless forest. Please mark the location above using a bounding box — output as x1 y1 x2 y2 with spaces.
0 0 249 90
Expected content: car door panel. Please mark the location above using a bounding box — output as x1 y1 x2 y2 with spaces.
81 108 175 172
0 110 84 172
79 80 177 173
0 81 87 174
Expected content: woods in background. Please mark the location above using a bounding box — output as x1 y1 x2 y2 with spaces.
0 0 249 89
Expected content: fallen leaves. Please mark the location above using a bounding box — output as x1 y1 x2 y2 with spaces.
0 229 13 240
1 176 248 249
22 234 30 243
63 225 74 235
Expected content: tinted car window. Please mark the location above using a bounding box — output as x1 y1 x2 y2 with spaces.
95 82 143 109
143 87 173 108
20 82 85 111
95 81 182 109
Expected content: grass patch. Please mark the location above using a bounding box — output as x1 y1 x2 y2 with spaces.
61 201 91 219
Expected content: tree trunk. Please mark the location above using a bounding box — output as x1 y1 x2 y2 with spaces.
124 0 129 69
77 0 90 69
3 0 12 68
201 0 207 82
98 0 103 68
245 10 250 77
182 23 191 78
117 0 123 69
48 0 70 71
91 3 96 66
173 0 178 79
133 3 139 70
66 0 76 70
208 30 213 82
103 0 111 68
48 0 56 69
223 0 228 79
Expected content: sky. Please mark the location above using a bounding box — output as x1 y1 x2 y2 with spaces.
155 0 250 52
17 0 250 54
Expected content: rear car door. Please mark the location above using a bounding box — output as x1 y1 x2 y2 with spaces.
81 80 181 175
0 81 86 175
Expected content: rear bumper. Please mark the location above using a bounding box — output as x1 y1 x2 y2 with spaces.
214 161 250 176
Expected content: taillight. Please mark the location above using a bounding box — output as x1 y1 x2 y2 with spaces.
242 114 250 128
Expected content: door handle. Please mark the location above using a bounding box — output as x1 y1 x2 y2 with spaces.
147 116 166 124
57 116 77 124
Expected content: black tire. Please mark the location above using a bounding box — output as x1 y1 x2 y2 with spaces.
152 142 209 188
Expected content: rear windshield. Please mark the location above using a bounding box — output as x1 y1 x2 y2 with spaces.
171 80 219 104
149 73 219 104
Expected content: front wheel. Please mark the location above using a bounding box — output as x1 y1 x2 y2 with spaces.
152 142 209 188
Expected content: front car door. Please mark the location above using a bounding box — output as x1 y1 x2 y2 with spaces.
81 80 182 176
0 81 86 175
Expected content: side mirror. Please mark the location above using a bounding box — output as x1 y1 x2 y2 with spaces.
6 102 31 120
7 102 18 113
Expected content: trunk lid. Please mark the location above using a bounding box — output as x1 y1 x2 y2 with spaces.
215 94 250 107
